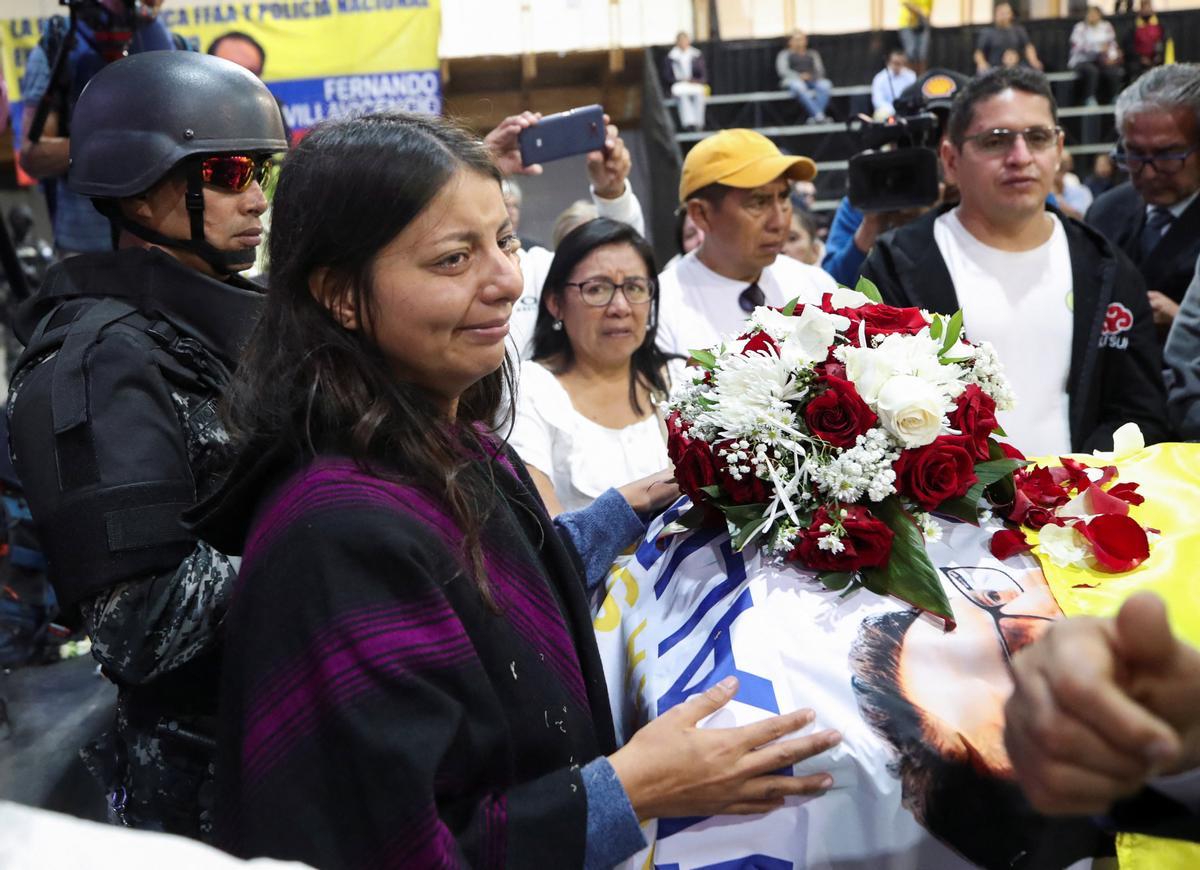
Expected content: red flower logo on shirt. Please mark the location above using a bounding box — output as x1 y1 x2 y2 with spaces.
1103 303 1134 336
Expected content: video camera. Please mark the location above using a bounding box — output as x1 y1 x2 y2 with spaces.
844 69 968 214
845 112 941 213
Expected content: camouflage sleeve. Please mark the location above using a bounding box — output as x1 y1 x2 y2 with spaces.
81 541 236 685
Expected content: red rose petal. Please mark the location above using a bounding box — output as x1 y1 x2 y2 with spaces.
1076 514 1149 573
1106 482 1145 506
991 528 1033 560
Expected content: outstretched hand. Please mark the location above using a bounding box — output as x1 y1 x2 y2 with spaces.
1004 593 1200 815
609 676 842 820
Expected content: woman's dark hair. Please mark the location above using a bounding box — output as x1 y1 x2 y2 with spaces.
225 111 511 600
530 218 676 415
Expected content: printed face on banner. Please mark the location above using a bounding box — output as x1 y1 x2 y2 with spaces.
594 513 1103 870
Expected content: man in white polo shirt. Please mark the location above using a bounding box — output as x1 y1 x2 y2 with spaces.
657 128 838 358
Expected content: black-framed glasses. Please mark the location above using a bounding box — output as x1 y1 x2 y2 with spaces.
564 278 654 307
960 125 1062 154
940 566 1055 662
1111 144 1200 176
200 154 275 192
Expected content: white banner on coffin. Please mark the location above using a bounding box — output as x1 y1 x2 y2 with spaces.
594 500 1077 870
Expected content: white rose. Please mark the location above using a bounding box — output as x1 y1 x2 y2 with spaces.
826 286 873 310
874 375 945 448
842 345 895 405
778 305 849 367
1037 522 1092 569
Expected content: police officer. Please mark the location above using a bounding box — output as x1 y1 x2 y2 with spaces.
7 51 286 839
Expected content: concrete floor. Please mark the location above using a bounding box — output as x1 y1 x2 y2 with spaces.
0 654 116 821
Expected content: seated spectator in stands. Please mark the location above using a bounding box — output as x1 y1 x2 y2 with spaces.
656 129 837 356
663 31 707 132
1164 255 1200 439
975 3 1043 74
822 69 967 287
1054 151 1094 220
1086 63 1200 335
776 30 832 124
485 111 647 359
784 209 824 266
862 67 1167 455
1084 152 1122 198
872 48 917 118
1069 6 1123 106
898 0 933 76
1126 0 1171 83
511 219 679 514
792 179 817 212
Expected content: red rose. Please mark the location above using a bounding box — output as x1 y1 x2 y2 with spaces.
948 385 999 461
837 303 929 340
804 375 878 448
714 440 773 505
999 442 1027 461
739 330 780 357
666 411 720 504
1076 514 1149 573
894 435 978 511
789 504 894 572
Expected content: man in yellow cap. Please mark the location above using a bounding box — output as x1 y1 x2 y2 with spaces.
656 128 837 357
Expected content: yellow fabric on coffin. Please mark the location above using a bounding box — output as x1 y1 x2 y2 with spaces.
1026 442 1200 868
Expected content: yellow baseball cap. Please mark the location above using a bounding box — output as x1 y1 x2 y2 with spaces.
679 128 817 202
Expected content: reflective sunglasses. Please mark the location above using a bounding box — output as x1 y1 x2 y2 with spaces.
564 278 655 307
200 154 275 192
1111 144 1200 176
960 125 1062 154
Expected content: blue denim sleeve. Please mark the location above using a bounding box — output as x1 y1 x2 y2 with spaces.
581 756 646 869
21 46 51 104
554 488 645 592
820 197 867 288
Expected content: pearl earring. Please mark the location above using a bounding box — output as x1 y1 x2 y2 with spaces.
552 320 563 331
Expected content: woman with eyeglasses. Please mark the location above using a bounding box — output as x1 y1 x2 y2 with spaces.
195 114 840 869
510 218 683 515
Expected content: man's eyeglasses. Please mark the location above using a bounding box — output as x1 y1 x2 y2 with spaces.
564 278 654 307
940 566 1055 661
960 125 1062 154
1111 144 1200 176
200 154 275 192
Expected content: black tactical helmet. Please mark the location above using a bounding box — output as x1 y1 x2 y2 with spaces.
69 51 287 273
70 51 287 197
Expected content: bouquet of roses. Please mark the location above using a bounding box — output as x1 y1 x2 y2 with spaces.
663 280 1024 626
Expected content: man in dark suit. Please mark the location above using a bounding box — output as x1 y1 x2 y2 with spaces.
1087 64 1200 336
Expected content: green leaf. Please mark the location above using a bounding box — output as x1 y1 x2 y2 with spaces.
929 316 944 341
854 275 883 303
936 484 986 525
992 424 1007 437
699 485 723 499
657 503 713 538
689 349 717 370
940 309 964 356
819 571 855 591
722 502 772 551
974 457 1026 487
985 438 1020 505
862 497 955 627
781 296 801 316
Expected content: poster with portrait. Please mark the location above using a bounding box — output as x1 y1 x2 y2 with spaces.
594 504 1108 870
0 0 440 166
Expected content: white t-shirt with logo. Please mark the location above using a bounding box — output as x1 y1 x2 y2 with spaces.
934 209 1074 457
507 184 646 361
655 250 838 358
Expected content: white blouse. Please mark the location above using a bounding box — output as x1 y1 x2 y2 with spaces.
509 360 672 513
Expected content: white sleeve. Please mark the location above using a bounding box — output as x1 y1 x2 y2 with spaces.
654 267 684 357
591 182 646 237
508 363 557 478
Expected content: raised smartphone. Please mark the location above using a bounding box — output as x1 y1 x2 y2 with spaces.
518 104 607 167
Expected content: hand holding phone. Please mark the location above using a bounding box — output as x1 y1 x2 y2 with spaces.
518 104 607 168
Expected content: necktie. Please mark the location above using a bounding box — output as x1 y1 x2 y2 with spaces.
1140 206 1174 259
738 282 765 313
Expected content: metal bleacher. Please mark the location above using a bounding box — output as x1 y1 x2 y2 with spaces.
664 71 1117 212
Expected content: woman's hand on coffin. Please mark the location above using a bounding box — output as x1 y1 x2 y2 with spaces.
607 675 842 821
1004 593 1198 815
